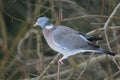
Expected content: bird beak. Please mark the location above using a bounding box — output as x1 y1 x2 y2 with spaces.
33 23 38 27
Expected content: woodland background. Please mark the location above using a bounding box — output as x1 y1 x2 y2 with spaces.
0 0 120 80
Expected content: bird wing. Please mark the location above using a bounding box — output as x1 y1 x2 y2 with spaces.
53 26 98 51
77 32 103 41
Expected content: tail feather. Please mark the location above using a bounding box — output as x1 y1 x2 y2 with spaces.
99 48 115 56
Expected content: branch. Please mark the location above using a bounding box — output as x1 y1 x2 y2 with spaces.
62 15 118 21
103 3 120 29
23 54 120 80
87 26 120 35
103 3 120 51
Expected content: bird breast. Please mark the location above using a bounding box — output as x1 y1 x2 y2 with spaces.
43 29 64 53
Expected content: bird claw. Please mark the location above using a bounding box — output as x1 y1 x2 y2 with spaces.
58 58 63 65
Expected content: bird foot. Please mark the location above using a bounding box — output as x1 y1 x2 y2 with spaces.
58 58 63 65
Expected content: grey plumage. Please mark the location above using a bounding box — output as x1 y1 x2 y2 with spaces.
53 26 96 50
34 17 115 64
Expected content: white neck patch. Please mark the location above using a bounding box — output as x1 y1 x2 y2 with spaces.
45 24 53 29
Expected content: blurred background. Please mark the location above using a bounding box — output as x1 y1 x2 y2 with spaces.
0 0 120 80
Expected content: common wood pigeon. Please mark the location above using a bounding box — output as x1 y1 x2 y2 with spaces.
34 17 115 64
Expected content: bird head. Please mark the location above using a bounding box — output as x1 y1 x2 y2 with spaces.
34 17 51 29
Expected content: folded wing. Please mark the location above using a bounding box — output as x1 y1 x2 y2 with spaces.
53 26 99 51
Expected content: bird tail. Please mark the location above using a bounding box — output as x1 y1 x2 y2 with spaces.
99 48 115 56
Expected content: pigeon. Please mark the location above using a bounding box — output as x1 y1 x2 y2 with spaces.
34 17 115 64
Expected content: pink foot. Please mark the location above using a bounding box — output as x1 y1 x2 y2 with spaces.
58 58 63 64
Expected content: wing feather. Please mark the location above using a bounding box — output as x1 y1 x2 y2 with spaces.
53 26 95 51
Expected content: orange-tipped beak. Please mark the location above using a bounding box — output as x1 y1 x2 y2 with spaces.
33 23 38 27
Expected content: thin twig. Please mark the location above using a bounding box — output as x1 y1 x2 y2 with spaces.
65 71 74 80
77 41 100 80
101 3 120 79
103 3 120 29
103 3 120 51
87 26 120 35
38 54 60 80
77 53 94 80
63 15 118 21
57 63 60 80
23 55 120 80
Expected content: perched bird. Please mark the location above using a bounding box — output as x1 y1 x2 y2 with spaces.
34 17 115 64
